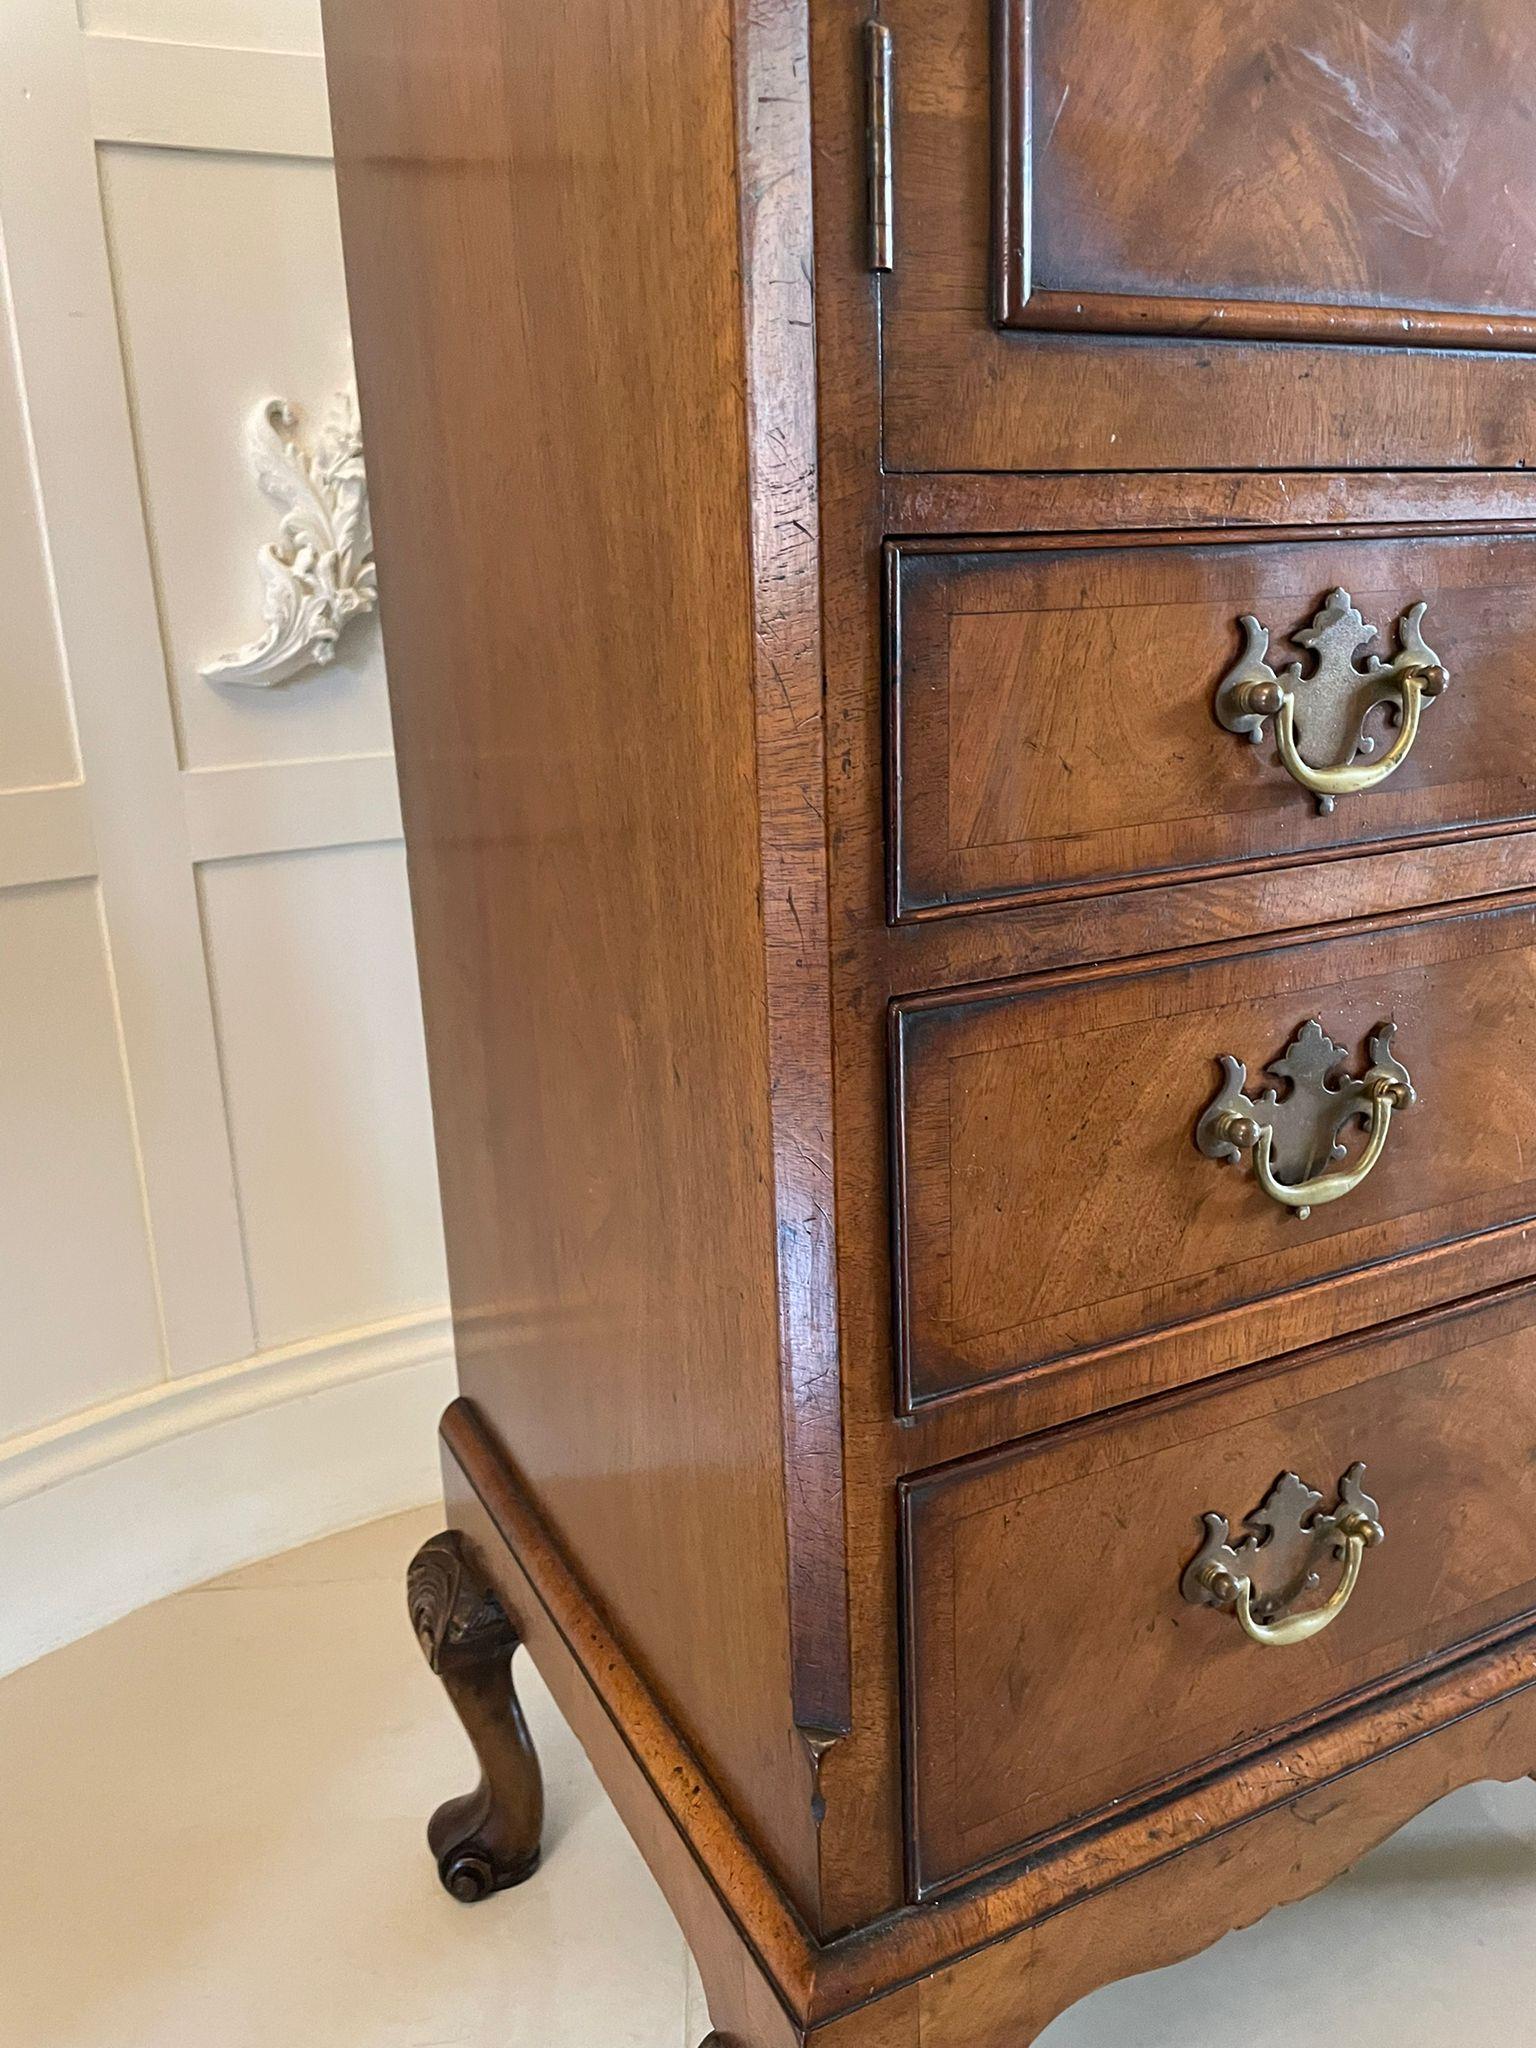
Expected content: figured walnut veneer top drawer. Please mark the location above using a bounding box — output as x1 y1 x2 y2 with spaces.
901 1283 1536 1894
892 897 1536 1408
887 530 1536 921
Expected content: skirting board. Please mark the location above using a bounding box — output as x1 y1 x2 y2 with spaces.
0 1309 454 1675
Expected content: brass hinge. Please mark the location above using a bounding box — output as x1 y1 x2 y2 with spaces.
865 19 893 271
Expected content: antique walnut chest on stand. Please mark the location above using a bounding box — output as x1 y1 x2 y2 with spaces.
323 2 1536 2041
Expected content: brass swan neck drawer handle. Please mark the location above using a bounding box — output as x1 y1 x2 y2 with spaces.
1183 1466 1385 1649
1216 588 1448 813
1196 1019 1413 1218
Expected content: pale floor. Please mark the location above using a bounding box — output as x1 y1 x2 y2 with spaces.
3 1508 1535 2047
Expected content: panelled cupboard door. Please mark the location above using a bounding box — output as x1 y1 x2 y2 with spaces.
882 0 1536 471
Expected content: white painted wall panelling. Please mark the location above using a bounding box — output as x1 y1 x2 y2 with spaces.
0 0 450 1673
0 881 167 1432
0 1309 451 1671
85 35 332 160
181 754 402 864
78 0 324 56
199 844 445 1351
0 261 80 794
0 0 255 1376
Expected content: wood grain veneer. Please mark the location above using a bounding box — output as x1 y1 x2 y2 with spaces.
888 528 1536 918
324 0 1536 2038
995 0 1536 349
324 0 836 1927
904 1290 1536 1888
893 896 1536 1404
883 0 1536 470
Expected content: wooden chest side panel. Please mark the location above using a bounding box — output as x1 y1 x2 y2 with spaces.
903 1291 1536 1891
894 899 1536 1404
323 0 824 1915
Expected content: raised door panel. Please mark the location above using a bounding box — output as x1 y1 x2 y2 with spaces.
893 898 1536 1406
196 843 446 1348
999 0 1536 345
883 0 1536 470
889 528 1536 918
903 1284 1536 1892
0 880 166 1431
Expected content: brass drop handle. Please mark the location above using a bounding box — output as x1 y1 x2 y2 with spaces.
1217 589 1448 814
1182 1466 1386 1650
1203 1523 1373 1646
1267 661 1446 802
1196 1020 1414 1220
1210 1069 1408 1216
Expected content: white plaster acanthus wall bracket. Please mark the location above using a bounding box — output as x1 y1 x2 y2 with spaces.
201 386 377 688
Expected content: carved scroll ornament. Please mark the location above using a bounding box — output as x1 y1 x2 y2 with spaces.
201 385 376 688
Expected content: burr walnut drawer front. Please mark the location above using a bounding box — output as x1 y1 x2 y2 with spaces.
901 1283 1536 1895
886 530 1536 921
891 897 1536 1409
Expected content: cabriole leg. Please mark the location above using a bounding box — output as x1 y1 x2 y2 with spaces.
407 1529 544 1902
